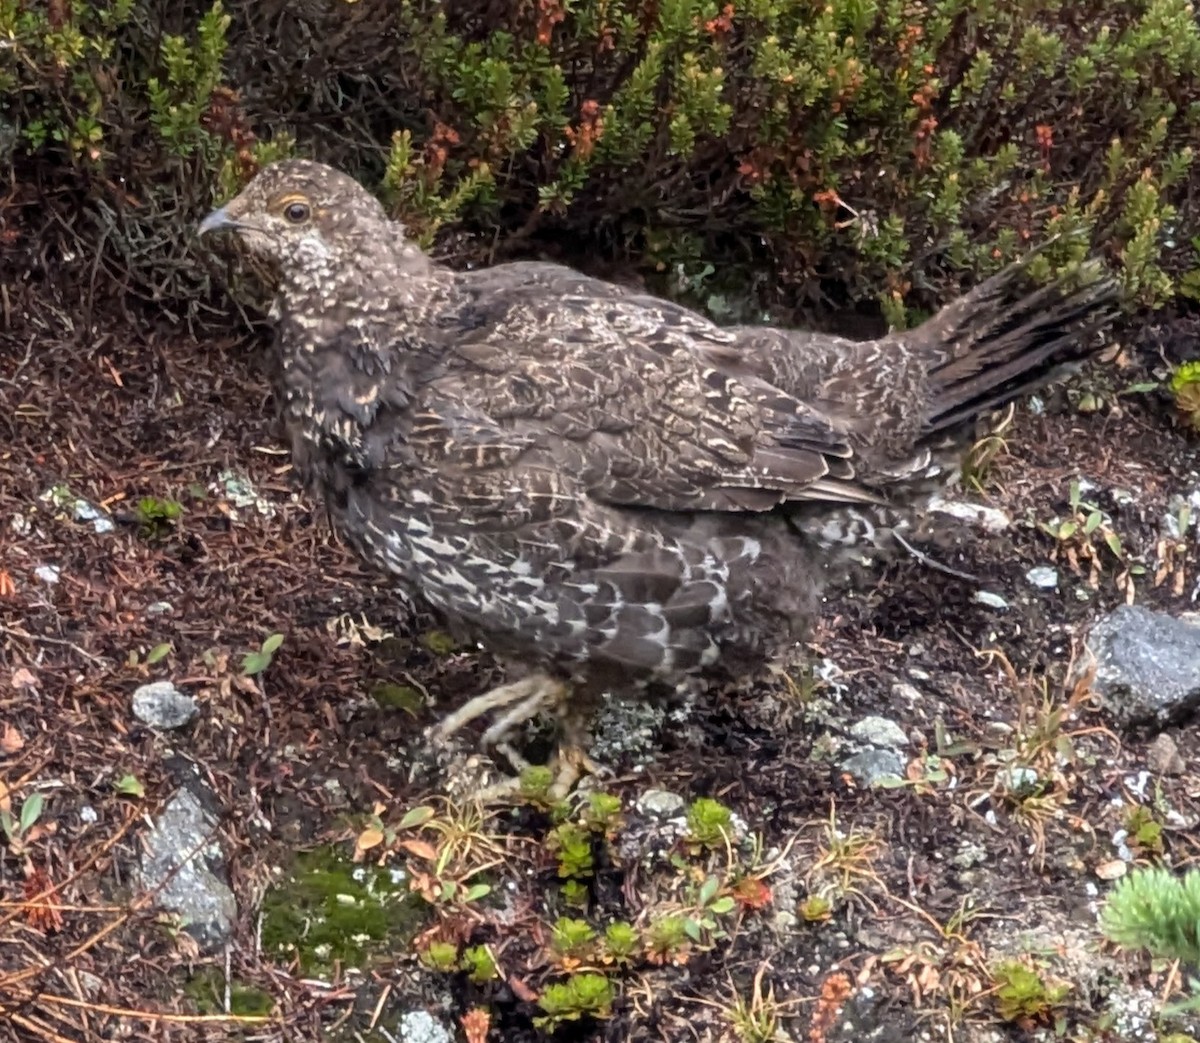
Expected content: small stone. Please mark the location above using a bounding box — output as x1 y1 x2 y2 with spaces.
927 494 1011 532
849 716 908 750
981 721 1014 747
1146 733 1185 776
841 748 905 787
34 565 60 585
973 590 1010 610
1081 605 1200 730
1026 566 1058 589
136 788 236 950
951 839 989 870
635 789 686 817
145 601 174 617
132 681 198 730
217 469 276 518
890 682 923 705
398 1011 453 1043
997 765 1040 797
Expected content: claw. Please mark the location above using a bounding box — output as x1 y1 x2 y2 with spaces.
428 671 605 802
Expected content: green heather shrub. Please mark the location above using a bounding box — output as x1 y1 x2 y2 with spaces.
2 0 1198 328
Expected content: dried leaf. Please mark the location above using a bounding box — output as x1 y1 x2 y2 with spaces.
398 805 436 830
23 864 64 934
0 722 25 754
355 827 385 854
461 1009 490 1043
399 838 438 862
507 975 539 1003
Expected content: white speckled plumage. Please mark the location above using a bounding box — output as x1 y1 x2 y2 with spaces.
200 159 1120 782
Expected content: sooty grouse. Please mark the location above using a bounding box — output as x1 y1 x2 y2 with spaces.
199 159 1119 797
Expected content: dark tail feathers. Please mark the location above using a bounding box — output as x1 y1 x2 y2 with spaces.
912 243 1122 437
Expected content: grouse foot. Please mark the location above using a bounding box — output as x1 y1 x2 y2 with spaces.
430 671 604 801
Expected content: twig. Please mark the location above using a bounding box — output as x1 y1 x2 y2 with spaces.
0 625 108 665
892 531 984 584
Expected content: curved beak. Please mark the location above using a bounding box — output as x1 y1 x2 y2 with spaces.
197 206 238 237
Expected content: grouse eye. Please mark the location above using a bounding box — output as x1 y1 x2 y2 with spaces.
283 201 310 224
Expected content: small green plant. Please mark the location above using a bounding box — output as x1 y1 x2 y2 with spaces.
0 791 44 855
644 914 692 965
1038 478 1138 595
686 797 733 851
1125 805 1166 857
601 921 639 966
519 764 555 803
551 917 597 963
135 496 184 538
698 965 794 1043
581 792 623 836
114 774 145 798
798 895 833 922
416 939 460 973
1170 361 1200 432
559 879 588 907
461 944 499 983
547 822 594 879
241 632 284 676
682 875 736 943
1039 480 1123 560
1102 866 1200 964
990 959 1071 1024
534 973 614 1030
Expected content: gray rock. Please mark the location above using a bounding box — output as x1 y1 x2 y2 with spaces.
1147 733 1186 775
841 748 906 787
40 483 114 534
996 765 1040 798
1026 565 1059 589
217 469 276 519
1083 605 1200 729
132 681 198 730
973 590 1010 610
398 1011 453 1043
634 788 686 817
842 715 909 786
849 716 908 750
927 494 1011 533
136 788 235 950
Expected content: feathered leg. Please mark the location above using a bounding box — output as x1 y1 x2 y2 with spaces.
431 671 603 801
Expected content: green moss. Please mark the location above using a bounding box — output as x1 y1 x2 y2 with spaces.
259 846 427 976
183 968 274 1017
420 630 459 656
370 682 424 714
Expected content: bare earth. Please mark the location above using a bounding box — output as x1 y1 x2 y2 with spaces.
2 300 1199 1043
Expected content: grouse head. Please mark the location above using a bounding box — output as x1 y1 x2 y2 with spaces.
196 159 421 287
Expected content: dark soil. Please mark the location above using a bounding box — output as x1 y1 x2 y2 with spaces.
2 298 1200 1043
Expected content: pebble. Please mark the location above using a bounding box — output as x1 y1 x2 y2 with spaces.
635 789 686 817
132 681 198 730
398 1011 452 1043
1026 566 1059 589
973 590 1010 610
1146 733 1185 776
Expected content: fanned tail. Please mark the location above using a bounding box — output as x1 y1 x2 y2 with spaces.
910 242 1122 438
